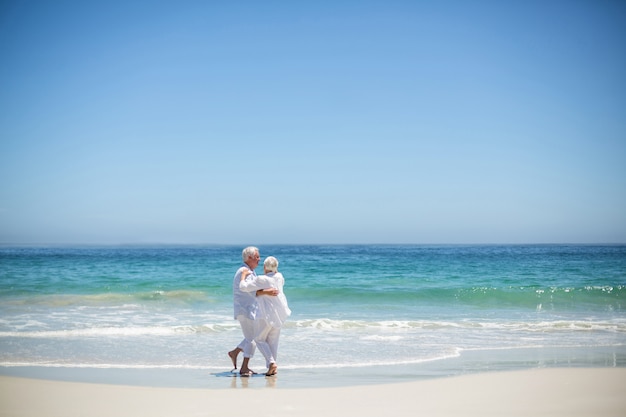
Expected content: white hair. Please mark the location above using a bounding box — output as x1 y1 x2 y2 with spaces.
264 256 279 272
242 246 259 262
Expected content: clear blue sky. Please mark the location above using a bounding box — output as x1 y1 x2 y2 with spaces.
1 1 625 245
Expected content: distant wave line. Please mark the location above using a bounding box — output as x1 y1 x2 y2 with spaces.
1 290 218 307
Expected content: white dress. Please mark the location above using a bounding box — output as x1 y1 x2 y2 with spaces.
239 271 291 367
240 272 291 328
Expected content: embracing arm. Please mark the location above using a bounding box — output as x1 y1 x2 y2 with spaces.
240 270 279 296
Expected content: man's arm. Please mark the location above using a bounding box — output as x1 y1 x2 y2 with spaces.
257 288 279 296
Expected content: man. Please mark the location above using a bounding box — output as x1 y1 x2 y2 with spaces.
228 246 278 375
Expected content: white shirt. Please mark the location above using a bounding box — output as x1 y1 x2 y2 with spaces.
239 272 291 328
233 264 258 320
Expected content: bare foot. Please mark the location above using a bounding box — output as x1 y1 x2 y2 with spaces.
228 349 240 369
265 363 278 376
240 367 256 376
239 357 255 376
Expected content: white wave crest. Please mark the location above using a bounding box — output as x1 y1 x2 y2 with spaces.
0 322 239 338
288 318 626 333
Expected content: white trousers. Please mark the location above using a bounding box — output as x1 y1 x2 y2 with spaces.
236 315 256 358
254 319 281 368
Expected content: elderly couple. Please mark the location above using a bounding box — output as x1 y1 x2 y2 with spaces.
227 246 291 377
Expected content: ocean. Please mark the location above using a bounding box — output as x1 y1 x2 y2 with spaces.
1 244 625 388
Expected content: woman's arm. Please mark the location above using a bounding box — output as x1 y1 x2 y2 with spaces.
239 271 279 296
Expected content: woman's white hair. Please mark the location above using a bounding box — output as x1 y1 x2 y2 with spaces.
242 246 259 262
264 256 279 272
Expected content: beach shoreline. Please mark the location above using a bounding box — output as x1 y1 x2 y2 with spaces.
1 367 624 417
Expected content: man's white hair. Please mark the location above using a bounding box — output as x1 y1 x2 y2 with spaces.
242 246 259 262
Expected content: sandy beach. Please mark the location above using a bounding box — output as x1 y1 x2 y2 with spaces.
1 368 624 417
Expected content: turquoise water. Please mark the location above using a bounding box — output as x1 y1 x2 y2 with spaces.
1 245 625 387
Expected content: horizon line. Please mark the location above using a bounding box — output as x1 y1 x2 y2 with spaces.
1 242 625 247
